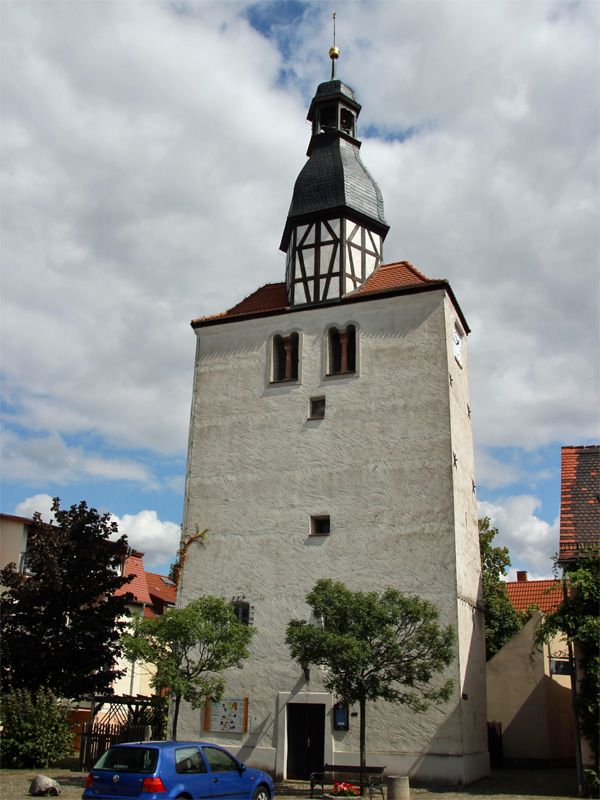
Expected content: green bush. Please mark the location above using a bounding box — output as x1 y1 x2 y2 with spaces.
0 687 72 767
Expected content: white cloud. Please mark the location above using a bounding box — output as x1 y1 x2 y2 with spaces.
1 429 157 488
12 494 179 572
111 509 181 572
0 1 598 580
2 1 596 462
14 493 55 523
478 496 559 579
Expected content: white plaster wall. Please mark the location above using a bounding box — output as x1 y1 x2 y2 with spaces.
443 296 488 757
178 288 487 783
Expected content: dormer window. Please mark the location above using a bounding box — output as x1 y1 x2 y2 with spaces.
327 325 357 375
272 333 300 382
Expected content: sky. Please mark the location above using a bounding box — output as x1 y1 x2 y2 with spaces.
1 0 598 578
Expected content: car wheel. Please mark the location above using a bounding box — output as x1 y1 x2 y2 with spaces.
252 785 270 800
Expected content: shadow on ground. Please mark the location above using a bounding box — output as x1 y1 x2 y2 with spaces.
278 768 580 799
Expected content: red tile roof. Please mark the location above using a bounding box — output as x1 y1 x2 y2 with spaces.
505 578 564 614
145 571 177 606
115 553 152 605
115 555 176 616
354 261 435 295
559 445 600 564
192 261 469 332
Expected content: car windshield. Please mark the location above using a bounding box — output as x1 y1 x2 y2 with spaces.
94 746 159 773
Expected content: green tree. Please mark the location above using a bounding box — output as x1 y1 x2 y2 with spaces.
285 579 455 791
122 596 255 740
479 517 523 660
0 688 72 768
535 553 599 775
0 498 133 697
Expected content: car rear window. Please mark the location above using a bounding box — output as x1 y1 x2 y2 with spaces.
94 746 159 773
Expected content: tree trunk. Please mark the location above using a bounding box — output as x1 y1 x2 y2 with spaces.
359 695 366 797
171 693 181 741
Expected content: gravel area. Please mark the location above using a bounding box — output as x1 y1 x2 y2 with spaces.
0 767 582 800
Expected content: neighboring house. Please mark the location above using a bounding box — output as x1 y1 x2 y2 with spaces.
558 445 599 566
112 552 177 697
486 445 599 769
0 513 32 577
487 572 573 766
558 444 599 768
177 53 488 785
0 511 176 699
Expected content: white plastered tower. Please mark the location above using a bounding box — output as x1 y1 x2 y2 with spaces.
177 55 489 785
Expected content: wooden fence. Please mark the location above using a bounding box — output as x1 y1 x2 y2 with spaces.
79 722 153 771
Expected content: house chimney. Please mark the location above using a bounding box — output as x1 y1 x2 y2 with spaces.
516 570 528 582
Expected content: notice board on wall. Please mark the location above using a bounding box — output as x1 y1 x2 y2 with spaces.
204 698 249 733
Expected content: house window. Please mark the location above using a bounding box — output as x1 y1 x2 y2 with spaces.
272 333 299 382
309 396 326 419
550 658 571 676
328 325 356 375
232 597 253 625
310 515 330 536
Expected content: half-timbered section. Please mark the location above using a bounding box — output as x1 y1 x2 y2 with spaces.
281 77 388 307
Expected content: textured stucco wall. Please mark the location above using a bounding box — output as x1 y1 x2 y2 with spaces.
178 288 487 783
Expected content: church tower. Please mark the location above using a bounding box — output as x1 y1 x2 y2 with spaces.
178 45 488 785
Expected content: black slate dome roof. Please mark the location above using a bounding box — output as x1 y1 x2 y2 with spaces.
286 135 387 225
280 76 388 252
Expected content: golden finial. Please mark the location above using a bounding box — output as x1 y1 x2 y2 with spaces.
329 11 339 79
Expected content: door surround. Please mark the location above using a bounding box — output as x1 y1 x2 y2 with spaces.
275 692 333 781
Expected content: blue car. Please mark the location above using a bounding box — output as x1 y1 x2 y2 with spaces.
83 741 274 800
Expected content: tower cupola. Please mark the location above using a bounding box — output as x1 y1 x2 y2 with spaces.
281 45 389 307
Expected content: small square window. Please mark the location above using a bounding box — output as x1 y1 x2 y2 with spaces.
309 397 326 419
232 598 253 625
310 515 330 536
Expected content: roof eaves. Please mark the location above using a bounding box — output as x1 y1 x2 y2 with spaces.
191 281 469 332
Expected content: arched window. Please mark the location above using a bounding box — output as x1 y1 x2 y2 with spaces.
327 324 356 375
272 332 299 382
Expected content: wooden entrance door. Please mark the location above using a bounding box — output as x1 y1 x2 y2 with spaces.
286 703 325 780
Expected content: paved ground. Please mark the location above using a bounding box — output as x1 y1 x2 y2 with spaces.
279 769 582 799
0 767 583 800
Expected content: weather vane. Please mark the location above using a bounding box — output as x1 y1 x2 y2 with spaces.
329 11 339 79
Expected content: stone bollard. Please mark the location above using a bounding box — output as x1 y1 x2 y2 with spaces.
386 775 410 800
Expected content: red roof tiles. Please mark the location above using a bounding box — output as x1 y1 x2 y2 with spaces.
559 445 600 564
192 261 468 332
115 553 152 605
355 261 436 295
505 578 564 614
145 571 177 607
115 555 176 616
